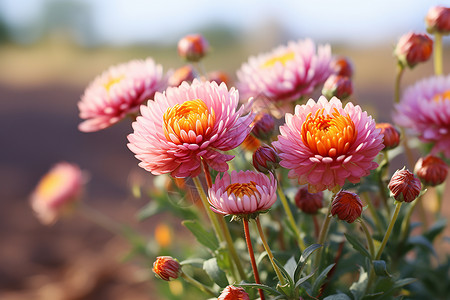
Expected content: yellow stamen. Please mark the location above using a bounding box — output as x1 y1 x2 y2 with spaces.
301 108 357 157
37 173 64 200
104 76 125 91
262 51 295 68
163 99 215 144
432 90 450 102
226 181 260 198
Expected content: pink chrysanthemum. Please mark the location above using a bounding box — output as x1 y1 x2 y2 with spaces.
30 162 83 225
395 75 450 157
273 96 384 192
127 80 254 178
208 170 277 217
78 58 168 132
236 39 332 104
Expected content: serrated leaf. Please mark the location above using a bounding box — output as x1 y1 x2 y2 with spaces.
312 263 336 295
324 294 352 300
182 220 219 251
345 233 372 259
350 266 368 300
373 260 391 277
237 283 281 295
294 244 322 281
203 258 229 288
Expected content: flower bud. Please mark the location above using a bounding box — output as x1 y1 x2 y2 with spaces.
414 155 448 187
388 168 422 203
331 56 354 77
322 74 353 100
152 256 181 281
331 190 363 223
376 123 400 150
168 65 197 87
295 187 323 214
177 34 209 62
252 113 275 141
252 144 280 174
426 6 450 35
208 70 231 86
394 32 433 68
218 285 250 300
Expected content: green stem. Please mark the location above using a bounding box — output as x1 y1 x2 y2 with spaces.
362 192 384 234
359 218 375 259
181 272 216 297
313 199 334 271
255 217 286 285
277 184 305 252
192 177 225 243
243 218 265 300
394 63 404 103
378 150 391 215
375 201 403 260
79 203 122 236
400 197 420 242
434 33 443 76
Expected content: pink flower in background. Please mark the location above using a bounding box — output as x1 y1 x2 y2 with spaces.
236 39 332 104
208 170 277 216
273 96 383 192
395 75 450 157
30 162 83 225
78 58 168 132
128 80 254 178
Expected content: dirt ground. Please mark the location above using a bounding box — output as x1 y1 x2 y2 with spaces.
1 42 450 300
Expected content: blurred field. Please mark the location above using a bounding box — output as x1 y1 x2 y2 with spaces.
1 39 450 299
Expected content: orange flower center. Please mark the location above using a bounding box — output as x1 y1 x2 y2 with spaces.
37 172 64 200
104 76 125 91
301 108 357 157
163 99 215 144
432 90 450 102
226 181 260 198
262 51 295 68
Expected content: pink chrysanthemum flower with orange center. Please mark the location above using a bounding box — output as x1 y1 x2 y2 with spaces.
208 170 277 218
236 39 332 104
395 75 450 157
30 162 83 225
273 96 384 192
127 80 254 178
78 58 168 132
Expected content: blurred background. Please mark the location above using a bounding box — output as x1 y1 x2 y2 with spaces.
1 0 449 299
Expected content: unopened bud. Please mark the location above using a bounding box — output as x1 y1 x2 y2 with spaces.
394 32 433 68
218 285 250 300
252 113 275 141
168 65 197 87
414 155 448 187
177 34 209 62
376 123 400 150
331 56 354 77
152 256 181 281
331 190 363 223
208 71 231 86
295 187 323 214
426 6 450 35
322 74 353 100
252 144 280 174
388 168 422 203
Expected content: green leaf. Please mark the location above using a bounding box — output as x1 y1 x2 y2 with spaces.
350 266 368 300
182 220 219 251
203 257 229 288
237 282 281 295
373 260 391 277
284 256 297 281
273 258 294 288
294 244 322 281
423 219 447 242
407 235 436 256
312 263 336 295
136 201 161 221
345 233 372 259
295 271 314 288
179 258 205 268
393 278 416 289
324 294 352 300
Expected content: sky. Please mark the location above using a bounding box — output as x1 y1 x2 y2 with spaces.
0 0 449 46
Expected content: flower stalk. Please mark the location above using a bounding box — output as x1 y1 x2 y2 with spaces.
358 218 375 259
243 218 265 300
375 201 403 260
181 272 216 297
434 32 444 75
